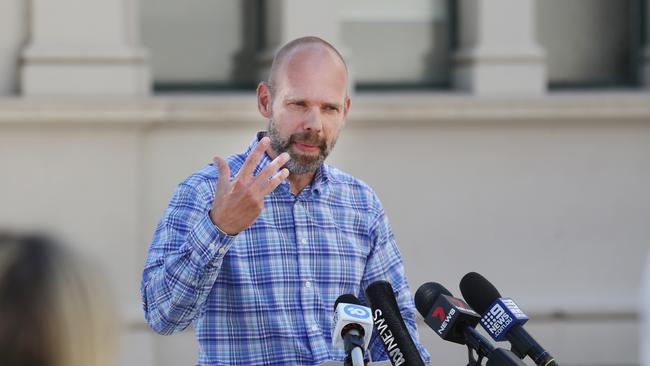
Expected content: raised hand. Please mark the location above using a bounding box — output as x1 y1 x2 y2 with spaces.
209 137 290 235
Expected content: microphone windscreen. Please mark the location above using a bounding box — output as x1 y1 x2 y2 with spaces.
459 272 502 314
365 280 425 366
335 294 361 310
414 282 452 317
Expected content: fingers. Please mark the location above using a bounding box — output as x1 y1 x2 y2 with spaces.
262 168 290 195
236 136 270 181
212 156 231 197
254 152 290 193
255 152 290 184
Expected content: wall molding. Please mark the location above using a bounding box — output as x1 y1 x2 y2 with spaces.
1 92 650 126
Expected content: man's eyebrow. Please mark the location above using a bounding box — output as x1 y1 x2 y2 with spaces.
323 102 342 109
284 97 306 103
284 97 342 108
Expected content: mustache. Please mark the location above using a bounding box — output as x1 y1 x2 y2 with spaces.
288 132 327 151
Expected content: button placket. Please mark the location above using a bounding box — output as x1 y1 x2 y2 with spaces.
293 198 321 346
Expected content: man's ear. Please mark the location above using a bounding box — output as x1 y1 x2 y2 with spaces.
257 82 273 118
343 95 351 119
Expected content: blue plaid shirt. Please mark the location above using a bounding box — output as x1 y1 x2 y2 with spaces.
141 133 430 365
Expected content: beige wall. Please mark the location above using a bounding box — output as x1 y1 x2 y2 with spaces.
1 94 648 365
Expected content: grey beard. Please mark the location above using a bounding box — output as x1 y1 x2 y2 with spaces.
267 119 334 175
282 152 325 175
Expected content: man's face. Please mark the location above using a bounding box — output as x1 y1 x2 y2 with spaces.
260 46 350 175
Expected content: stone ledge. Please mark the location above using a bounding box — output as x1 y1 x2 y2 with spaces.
1 92 649 126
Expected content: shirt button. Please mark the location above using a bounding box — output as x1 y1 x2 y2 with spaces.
311 325 319 332
304 281 312 288
218 247 227 255
300 238 308 245
208 243 215 251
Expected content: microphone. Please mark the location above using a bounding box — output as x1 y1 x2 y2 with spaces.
460 272 558 366
415 282 526 366
332 294 373 366
364 281 425 366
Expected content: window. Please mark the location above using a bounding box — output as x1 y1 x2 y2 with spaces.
141 0 261 91
537 0 645 88
340 0 453 89
140 0 454 92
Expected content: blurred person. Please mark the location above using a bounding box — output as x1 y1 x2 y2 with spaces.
141 36 430 365
0 232 117 366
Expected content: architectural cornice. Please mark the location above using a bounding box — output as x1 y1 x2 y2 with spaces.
1 92 650 126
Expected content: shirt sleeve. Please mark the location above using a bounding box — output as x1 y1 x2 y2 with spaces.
140 180 237 335
360 196 431 365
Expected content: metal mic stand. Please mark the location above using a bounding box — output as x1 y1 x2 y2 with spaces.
463 328 527 366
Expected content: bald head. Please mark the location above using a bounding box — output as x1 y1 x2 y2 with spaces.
267 36 348 94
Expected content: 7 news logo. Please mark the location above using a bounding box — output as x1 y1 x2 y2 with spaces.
434 307 456 335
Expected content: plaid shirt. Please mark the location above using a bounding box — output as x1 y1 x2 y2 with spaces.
141 133 430 365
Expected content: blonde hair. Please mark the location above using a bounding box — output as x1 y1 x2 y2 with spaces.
0 233 118 366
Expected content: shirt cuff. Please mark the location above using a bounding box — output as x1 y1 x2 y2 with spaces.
188 211 238 268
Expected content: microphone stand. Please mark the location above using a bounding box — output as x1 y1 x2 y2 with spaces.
343 330 366 366
466 344 483 366
343 347 367 366
463 328 527 366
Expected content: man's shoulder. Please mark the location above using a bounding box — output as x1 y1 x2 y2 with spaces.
180 164 217 189
325 165 371 189
324 165 381 205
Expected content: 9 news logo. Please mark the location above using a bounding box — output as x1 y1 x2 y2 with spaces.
480 298 528 341
343 304 371 319
481 303 513 340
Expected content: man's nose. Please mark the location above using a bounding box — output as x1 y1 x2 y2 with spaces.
303 107 323 131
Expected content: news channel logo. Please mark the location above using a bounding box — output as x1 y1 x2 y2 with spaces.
343 304 371 320
480 298 529 341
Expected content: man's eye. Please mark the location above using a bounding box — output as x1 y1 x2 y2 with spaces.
325 106 339 112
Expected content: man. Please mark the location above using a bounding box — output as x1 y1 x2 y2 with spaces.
141 36 430 365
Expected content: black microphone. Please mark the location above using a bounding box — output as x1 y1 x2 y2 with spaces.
415 282 526 366
365 281 425 366
460 272 558 366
